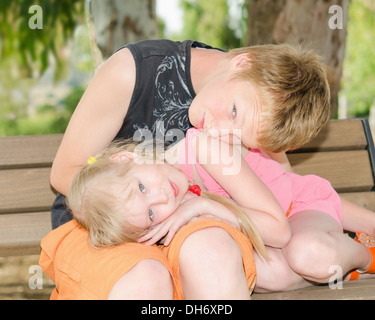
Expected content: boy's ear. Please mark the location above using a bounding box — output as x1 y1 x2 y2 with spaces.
230 53 252 70
109 151 137 163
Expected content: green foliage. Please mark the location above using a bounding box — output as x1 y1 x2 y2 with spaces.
2 0 374 137
0 86 85 136
179 0 246 50
0 0 84 77
341 0 375 117
0 1 91 137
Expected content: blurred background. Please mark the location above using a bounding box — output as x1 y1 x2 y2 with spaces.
0 0 374 299
0 0 374 137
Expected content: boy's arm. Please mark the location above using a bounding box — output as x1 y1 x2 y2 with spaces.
194 133 291 248
50 48 136 196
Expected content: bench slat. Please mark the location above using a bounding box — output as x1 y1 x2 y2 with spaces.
0 168 56 214
294 119 367 152
340 191 375 212
0 134 62 169
288 150 374 192
252 279 375 300
0 211 51 257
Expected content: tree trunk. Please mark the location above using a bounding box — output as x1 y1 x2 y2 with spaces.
89 0 158 60
246 0 349 118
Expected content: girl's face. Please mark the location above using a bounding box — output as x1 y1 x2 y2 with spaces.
121 163 189 230
188 70 263 149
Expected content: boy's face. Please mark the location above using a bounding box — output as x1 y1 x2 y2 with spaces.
189 72 263 149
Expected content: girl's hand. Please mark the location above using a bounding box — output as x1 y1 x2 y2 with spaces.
137 196 240 246
137 197 204 246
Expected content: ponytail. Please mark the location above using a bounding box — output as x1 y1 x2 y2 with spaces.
201 190 269 260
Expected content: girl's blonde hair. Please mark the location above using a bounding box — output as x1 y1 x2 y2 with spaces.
200 190 268 259
228 43 331 152
67 139 146 247
67 139 268 259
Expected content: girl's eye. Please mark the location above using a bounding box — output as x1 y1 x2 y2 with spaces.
139 183 146 193
232 105 237 118
149 209 154 221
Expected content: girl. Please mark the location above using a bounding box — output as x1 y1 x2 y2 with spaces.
67 139 267 259
59 139 271 299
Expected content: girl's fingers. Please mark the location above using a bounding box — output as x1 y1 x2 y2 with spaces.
137 217 190 245
137 227 161 243
139 225 170 245
145 232 167 246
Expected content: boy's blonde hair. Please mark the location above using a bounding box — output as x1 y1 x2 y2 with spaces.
67 139 268 258
228 43 331 152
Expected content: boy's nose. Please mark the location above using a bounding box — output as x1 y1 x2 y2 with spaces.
207 119 234 136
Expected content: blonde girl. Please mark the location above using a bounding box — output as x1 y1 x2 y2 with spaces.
67 139 268 260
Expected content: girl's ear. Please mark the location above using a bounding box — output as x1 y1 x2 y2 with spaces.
109 151 137 163
230 53 252 70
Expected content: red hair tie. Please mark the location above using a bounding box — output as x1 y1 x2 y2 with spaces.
188 184 201 196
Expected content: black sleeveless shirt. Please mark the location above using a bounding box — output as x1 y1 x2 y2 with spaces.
115 39 219 144
51 39 222 229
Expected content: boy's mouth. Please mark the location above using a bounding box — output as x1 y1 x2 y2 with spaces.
198 112 205 130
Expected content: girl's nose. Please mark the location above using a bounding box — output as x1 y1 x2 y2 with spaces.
149 189 168 205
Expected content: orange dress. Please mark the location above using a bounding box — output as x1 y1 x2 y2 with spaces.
40 219 257 299
162 219 257 299
39 220 174 299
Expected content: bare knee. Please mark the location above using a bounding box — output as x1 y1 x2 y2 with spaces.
183 227 241 260
179 227 250 299
254 249 308 293
108 259 173 300
180 227 243 274
283 232 338 282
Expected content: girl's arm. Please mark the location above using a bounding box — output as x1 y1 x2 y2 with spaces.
50 48 136 196
193 133 291 248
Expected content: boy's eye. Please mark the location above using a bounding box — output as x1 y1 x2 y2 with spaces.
139 183 146 193
232 105 237 118
149 209 154 221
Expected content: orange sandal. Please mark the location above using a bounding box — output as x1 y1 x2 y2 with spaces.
348 232 375 281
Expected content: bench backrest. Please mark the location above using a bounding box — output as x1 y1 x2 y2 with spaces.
0 134 62 256
287 119 375 210
1 119 374 257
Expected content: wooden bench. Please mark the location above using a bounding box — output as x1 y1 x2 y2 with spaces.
1 118 375 299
